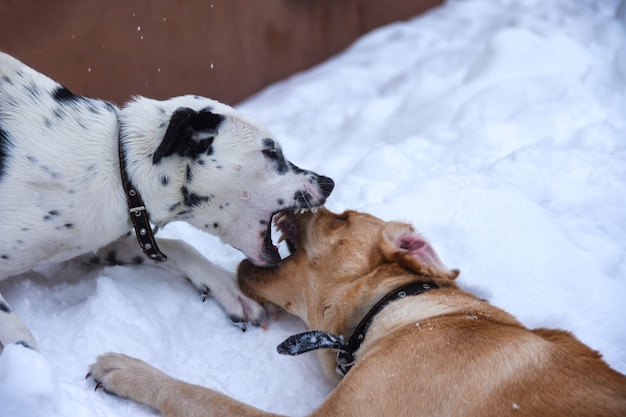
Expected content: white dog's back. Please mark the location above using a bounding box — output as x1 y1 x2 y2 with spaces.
0 52 127 276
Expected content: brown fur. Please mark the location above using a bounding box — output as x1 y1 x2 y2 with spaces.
89 208 626 416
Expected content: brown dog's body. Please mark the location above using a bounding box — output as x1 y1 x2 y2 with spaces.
89 208 626 416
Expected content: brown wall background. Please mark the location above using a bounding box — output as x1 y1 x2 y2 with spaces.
1 0 441 105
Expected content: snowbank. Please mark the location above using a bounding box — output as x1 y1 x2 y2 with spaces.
1 1 625 416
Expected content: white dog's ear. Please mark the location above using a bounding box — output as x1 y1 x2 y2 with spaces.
153 107 225 163
381 222 459 280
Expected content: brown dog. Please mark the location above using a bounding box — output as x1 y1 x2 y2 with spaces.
89 208 626 416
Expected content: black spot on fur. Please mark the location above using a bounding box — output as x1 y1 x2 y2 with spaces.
87 103 101 115
25 81 41 99
168 202 181 212
90 256 101 264
41 165 61 179
53 86 86 104
64 223 74 229
1 254 9 260
294 190 315 207
277 198 285 206
0 301 11 313
153 107 224 163
1 75 13 85
182 186 209 207
213 222 219 229
104 102 116 113
288 162 307 176
106 250 121 265
132 256 144 265
53 108 66 121
0 126 12 180
43 210 60 221
186 165 193 182
161 176 169 186
177 209 192 217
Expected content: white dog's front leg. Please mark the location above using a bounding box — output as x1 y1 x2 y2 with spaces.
155 238 267 329
0 293 39 351
85 237 266 329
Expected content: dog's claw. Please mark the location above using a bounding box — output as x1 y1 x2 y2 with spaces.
231 318 248 332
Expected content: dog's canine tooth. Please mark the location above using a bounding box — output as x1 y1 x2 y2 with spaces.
277 234 286 244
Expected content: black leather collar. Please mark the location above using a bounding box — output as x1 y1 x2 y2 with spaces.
277 280 438 377
118 134 167 262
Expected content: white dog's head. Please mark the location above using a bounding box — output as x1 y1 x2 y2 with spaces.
120 95 334 266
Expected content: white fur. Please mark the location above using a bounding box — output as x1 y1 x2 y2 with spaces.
0 52 332 350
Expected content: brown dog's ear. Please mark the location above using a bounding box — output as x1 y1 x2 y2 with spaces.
381 222 459 281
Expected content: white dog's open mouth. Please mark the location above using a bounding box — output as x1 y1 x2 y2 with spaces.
258 176 333 266
261 209 309 264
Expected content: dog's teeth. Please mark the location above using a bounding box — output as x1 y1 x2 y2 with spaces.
277 234 286 243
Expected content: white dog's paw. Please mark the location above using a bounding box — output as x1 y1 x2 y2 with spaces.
87 353 166 398
197 274 267 330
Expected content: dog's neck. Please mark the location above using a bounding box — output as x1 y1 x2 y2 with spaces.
118 132 168 262
278 276 442 379
317 281 524 382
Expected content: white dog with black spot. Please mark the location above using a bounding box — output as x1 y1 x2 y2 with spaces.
0 52 334 351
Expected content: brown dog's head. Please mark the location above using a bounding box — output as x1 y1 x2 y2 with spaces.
237 207 459 335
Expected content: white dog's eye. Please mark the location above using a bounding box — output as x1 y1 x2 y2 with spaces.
261 138 289 174
262 148 279 160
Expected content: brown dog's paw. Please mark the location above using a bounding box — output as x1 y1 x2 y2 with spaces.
87 352 162 398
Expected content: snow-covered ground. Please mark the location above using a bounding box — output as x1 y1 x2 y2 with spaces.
1 0 625 416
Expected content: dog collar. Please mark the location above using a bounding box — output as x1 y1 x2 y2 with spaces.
277 280 438 378
118 134 167 262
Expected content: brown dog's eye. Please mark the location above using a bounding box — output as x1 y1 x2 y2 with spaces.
329 214 348 230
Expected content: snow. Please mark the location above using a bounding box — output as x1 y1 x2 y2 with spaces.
1 0 626 415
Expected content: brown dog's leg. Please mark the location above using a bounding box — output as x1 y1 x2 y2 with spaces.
88 353 284 417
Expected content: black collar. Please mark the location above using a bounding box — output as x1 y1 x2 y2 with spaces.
118 134 167 262
277 280 438 377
